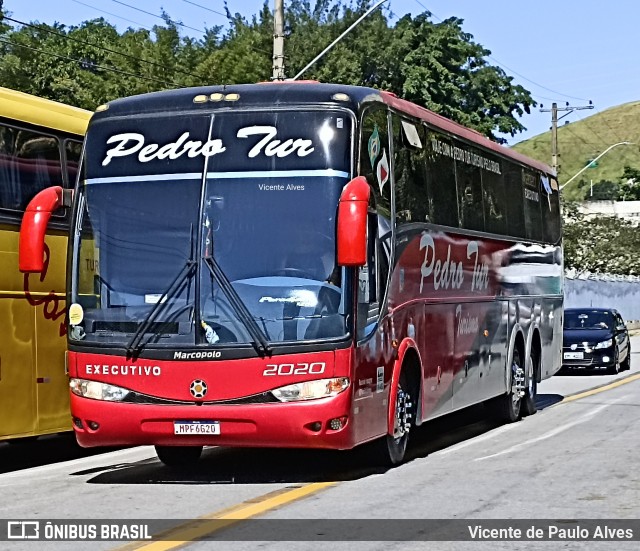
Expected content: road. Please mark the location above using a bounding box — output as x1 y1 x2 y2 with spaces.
1 336 639 549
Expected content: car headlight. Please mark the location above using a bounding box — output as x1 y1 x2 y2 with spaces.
594 338 613 349
270 378 350 402
70 378 130 401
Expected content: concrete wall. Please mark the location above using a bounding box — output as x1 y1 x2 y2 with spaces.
564 277 640 325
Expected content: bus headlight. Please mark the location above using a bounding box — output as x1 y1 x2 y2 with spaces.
70 378 130 402
594 338 613 349
270 378 350 402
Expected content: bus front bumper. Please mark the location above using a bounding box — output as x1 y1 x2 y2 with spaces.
70 391 355 450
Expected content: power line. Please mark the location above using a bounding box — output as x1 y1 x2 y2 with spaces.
0 37 182 87
572 109 614 149
72 0 153 30
540 102 594 173
181 0 228 19
594 107 626 145
110 0 206 34
2 15 203 81
560 124 600 148
409 0 589 103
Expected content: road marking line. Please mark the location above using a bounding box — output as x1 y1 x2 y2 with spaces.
473 401 616 461
116 482 336 550
436 374 640 459
562 372 640 402
435 422 520 456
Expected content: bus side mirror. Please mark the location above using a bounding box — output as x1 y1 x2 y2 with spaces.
19 186 73 273
337 176 370 266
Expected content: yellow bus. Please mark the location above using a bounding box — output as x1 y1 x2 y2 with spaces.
0 87 91 443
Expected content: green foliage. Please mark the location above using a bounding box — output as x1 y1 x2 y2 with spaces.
0 1 534 140
579 179 619 201
562 202 640 275
513 103 640 200
618 166 640 200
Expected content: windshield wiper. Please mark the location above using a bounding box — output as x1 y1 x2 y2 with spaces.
125 260 196 357
202 256 271 356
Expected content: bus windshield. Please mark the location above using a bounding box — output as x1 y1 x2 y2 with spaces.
71 109 352 348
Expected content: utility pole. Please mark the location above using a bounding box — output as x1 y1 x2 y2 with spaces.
540 101 593 175
272 0 285 80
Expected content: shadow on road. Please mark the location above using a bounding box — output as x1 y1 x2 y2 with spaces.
0 433 120 474
535 393 564 409
76 400 553 486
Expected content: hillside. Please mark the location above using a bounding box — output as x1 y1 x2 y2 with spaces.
511 101 640 201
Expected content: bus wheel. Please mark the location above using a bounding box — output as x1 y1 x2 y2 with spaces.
490 347 524 423
521 348 538 417
155 445 203 467
374 369 415 465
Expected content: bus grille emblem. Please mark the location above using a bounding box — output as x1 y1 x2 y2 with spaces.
189 379 208 398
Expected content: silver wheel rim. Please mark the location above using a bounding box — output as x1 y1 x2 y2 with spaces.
393 385 412 440
511 353 525 410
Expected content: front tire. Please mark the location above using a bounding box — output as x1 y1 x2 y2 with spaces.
155 445 203 467
373 369 415 466
621 347 631 371
607 347 620 375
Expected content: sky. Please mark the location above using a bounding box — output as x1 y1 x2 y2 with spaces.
3 0 638 146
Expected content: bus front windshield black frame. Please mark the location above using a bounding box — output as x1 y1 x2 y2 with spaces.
70 109 353 350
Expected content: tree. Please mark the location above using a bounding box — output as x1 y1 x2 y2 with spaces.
562 202 640 275
0 1 536 141
583 179 619 201
0 10 216 109
617 166 640 201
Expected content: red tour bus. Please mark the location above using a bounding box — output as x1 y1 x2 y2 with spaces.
19 83 562 466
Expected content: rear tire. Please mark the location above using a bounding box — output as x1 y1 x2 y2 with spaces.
155 445 203 467
521 348 538 416
489 346 524 423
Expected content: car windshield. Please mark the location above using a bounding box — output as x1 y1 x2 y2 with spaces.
70 109 352 348
564 311 614 330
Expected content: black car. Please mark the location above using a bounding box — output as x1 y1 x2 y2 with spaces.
562 308 631 374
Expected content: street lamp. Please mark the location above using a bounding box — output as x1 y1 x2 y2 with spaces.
560 141 636 190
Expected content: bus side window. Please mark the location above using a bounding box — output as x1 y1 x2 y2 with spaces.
393 115 429 227
504 163 526 239
456 152 484 232
0 123 63 215
523 169 542 241
65 139 83 188
541 176 561 243
424 130 459 227
483 162 507 235
357 107 392 339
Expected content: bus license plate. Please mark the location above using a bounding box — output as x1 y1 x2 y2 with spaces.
174 421 220 435
563 352 584 360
